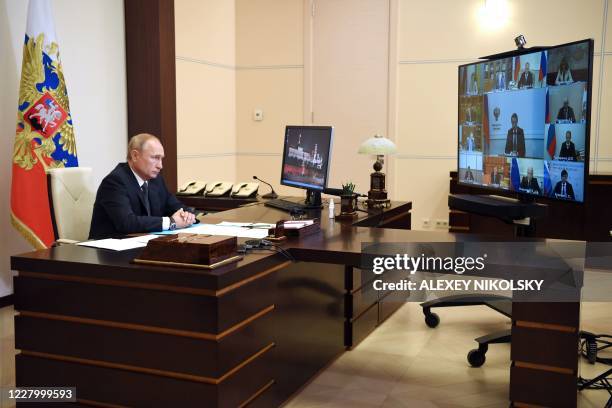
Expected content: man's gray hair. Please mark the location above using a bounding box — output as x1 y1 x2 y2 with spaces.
127 133 160 161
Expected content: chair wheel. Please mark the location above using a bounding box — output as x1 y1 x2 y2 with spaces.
424 312 440 328
467 349 486 367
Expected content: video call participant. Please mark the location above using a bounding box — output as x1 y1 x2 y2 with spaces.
518 62 534 89
465 106 474 123
504 113 526 157
519 167 541 195
490 167 502 185
557 98 576 123
495 66 506 91
89 133 196 239
553 169 575 200
470 72 479 95
465 132 475 151
559 130 578 161
464 166 475 182
555 57 574 85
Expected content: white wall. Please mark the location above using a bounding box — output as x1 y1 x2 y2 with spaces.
0 0 127 297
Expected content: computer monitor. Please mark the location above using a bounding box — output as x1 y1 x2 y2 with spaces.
457 39 594 203
280 125 334 208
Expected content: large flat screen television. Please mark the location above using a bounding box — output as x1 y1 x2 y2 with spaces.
457 39 593 203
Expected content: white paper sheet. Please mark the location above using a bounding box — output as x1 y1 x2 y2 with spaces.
76 234 159 251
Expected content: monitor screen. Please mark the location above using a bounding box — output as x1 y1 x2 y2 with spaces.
280 126 333 191
457 39 593 203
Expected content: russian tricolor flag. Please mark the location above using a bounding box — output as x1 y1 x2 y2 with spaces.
511 158 520 191
539 51 547 82
543 161 553 196
546 124 557 159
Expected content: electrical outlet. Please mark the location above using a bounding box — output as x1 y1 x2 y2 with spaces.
422 218 431 228
253 109 263 121
435 219 449 229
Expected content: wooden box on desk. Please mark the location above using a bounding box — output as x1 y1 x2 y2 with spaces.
138 234 237 265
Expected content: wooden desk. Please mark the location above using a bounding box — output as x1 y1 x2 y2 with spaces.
449 171 612 241
179 195 259 212
11 201 579 407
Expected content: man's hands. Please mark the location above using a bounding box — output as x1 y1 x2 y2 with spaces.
171 208 196 229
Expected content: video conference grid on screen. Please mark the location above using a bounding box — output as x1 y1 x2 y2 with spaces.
281 126 332 191
458 40 591 203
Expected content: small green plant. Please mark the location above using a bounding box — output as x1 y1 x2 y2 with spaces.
341 182 356 196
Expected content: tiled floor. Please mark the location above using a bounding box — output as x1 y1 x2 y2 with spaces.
1 302 610 407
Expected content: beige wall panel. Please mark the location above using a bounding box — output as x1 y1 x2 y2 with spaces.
607 2 612 53
175 0 235 65
176 61 236 156
236 69 304 153
595 160 612 172
310 0 390 196
236 0 303 66
394 158 455 230
399 0 605 61
178 157 237 187
595 56 612 169
236 154 302 196
589 55 603 169
396 63 457 157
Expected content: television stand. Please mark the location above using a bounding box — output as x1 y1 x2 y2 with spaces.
421 193 548 366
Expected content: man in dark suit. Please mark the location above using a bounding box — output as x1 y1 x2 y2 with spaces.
553 169 575 200
518 62 534 89
490 167 502 185
464 166 475 182
557 98 576 123
558 130 578 161
504 113 526 157
520 167 541 195
89 133 195 239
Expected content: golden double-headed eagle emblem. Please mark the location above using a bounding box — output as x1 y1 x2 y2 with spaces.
13 33 77 172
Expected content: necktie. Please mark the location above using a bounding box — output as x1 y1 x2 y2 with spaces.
513 129 517 152
562 182 566 196
141 181 151 215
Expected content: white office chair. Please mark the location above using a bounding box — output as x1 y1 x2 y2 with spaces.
46 167 95 243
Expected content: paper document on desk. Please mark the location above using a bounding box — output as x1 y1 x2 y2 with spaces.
155 223 270 239
77 235 159 251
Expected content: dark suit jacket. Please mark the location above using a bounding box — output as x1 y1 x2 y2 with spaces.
504 126 526 157
559 141 577 161
89 163 184 239
518 71 534 88
557 106 576 122
520 176 541 195
553 180 575 200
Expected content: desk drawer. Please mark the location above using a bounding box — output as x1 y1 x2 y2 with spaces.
16 344 275 408
14 274 275 334
346 281 378 319
15 308 274 378
345 302 378 348
510 364 576 407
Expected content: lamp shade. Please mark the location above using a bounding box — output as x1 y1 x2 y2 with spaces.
358 134 398 155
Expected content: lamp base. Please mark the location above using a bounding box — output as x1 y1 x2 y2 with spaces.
365 199 391 209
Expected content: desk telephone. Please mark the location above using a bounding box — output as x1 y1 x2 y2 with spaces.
205 181 234 197
177 180 207 195
231 182 259 198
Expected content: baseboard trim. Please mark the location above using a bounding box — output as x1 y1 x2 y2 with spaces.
0 294 14 309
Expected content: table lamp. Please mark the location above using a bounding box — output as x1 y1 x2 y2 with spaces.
358 134 397 208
